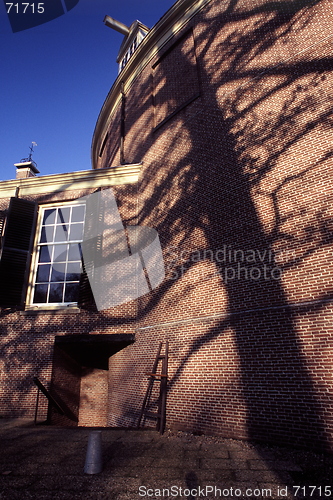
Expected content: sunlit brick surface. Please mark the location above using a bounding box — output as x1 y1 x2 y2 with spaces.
99 0 333 451
2 0 333 451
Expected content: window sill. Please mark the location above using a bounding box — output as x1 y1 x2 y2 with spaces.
20 307 81 316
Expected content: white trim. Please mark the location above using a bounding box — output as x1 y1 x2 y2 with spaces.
26 200 86 309
0 164 142 199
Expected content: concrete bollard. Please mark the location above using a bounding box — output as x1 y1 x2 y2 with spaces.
84 431 103 474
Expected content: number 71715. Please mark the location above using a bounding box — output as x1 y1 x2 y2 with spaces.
6 3 45 14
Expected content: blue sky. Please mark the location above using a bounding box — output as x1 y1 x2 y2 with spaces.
0 0 175 181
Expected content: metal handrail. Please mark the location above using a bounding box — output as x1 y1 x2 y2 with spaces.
33 377 65 423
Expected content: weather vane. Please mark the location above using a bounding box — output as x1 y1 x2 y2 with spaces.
21 142 38 166
28 141 37 161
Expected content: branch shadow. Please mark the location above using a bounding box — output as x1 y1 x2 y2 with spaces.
103 0 333 485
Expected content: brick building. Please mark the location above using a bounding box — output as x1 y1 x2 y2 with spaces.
1 0 333 451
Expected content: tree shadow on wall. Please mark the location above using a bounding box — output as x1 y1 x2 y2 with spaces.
115 0 333 474
0 306 137 420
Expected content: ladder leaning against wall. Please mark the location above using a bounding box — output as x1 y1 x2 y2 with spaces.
137 341 168 434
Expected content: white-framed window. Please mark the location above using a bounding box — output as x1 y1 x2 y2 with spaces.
28 202 86 307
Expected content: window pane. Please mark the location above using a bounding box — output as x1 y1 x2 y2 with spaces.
71 205 85 222
69 223 84 241
64 283 79 302
40 225 54 244
55 224 69 242
51 263 66 282
53 244 68 262
57 207 70 224
66 262 81 281
68 243 82 261
33 284 48 303
38 245 52 263
49 283 64 302
42 209 56 225
36 264 51 283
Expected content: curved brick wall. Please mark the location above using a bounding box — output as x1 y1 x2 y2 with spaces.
94 0 333 451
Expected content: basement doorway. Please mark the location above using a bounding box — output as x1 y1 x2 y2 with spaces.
49 334 134 426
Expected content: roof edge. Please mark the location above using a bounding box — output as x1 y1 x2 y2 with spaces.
91 0 212 170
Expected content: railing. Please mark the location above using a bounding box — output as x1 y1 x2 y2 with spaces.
33 377 65 424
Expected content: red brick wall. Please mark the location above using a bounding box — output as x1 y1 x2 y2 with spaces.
0 187 136 425
2 0 333 452
50 345 81 426
99 0 333 451
78 367 108 427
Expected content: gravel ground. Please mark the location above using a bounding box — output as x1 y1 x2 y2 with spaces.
1 421 332 499
165 430 333 498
